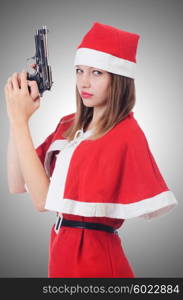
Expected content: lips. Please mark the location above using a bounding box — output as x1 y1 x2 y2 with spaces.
81 91 93 97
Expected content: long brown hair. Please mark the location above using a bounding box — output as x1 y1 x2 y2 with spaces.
63 73 136 141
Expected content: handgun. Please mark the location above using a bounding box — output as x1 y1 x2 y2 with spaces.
27 25 53 97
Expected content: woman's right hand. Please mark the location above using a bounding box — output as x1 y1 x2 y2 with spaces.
4 70 41 125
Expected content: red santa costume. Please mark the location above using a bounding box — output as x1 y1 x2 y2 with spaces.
35 22 178 278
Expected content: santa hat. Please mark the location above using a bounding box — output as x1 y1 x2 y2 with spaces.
74 22 140 79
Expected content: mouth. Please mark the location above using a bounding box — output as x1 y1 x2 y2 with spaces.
81 91 93 98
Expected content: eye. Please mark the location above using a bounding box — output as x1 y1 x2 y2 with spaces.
75 68 82 74
93 70 102 75
75 68 102 75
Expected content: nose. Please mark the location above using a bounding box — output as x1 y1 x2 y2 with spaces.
80 73 91 88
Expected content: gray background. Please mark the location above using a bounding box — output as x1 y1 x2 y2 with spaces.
0 0 182 277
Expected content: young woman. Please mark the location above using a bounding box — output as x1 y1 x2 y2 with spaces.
5 22 178 278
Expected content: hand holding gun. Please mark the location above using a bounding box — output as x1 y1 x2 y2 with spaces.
4 26 53 127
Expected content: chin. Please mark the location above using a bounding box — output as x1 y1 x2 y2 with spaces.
82 100 95 107
83 103 95 108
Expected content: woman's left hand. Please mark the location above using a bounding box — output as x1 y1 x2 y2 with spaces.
4 70 41 126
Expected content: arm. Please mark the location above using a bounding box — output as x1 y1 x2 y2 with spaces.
11 121 49 212
7 125 27 193
5 71 49 212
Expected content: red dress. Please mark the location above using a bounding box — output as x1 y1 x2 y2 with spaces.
48 214 135 278
36 111 177 278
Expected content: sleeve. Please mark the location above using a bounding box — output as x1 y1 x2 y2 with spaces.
24 123 61 193
35 131 56 167
35 113 76 180
35 118 65 176
119 128 178 221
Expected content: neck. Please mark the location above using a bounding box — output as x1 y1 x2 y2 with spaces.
91 105 106 124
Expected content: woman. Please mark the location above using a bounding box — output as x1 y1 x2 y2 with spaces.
5 22 178 278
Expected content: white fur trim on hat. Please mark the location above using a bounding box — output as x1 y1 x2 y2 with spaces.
74 48 137 79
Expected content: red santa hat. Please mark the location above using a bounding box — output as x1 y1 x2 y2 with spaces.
74 22 140 79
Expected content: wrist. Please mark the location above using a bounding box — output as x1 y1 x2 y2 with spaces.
10 118 29 128
10 120 31 146
10 119 29 132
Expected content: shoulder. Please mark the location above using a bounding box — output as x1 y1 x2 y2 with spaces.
115 112 149 148
55 112 75 131
47 112 75 143
59 112 75 124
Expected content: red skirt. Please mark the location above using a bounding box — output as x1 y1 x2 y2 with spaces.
48 213 135 278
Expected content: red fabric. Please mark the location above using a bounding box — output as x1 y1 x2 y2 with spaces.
48 214 135 278
35 113 136 277
77 22 140 63
35 111 172 277
36 113 75 177
36 138 58 178
63 112 169 206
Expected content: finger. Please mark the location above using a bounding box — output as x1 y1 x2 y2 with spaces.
17 72 21 87
4 80 12 99
27 80 39 90
27 80 40 100
11 73 20 91
4 84 9 97
6 77 13 90
30 64 37 69
20 71 29 93
34 97 41 106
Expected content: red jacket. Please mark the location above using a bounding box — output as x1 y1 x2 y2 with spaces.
36 111 177 221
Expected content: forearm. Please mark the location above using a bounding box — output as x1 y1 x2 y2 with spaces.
7 126 27 193
11 121 49 211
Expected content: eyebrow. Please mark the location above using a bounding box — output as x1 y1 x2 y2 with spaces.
75 65 105 73
75 65 93 70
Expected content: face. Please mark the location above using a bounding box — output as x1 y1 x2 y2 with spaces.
75 65 111 108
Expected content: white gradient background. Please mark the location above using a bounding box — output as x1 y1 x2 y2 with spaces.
0 0 182 277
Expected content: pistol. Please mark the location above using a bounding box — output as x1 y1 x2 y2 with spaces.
27 25 53 97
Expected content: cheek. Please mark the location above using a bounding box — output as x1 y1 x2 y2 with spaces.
76 80 80 88
98 81 110 96
94 80 108 91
